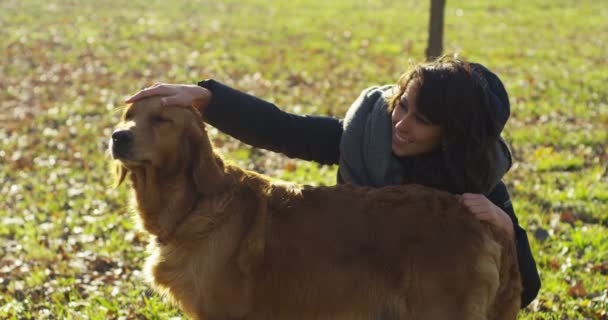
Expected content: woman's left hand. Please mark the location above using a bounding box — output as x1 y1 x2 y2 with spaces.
460 193 515 239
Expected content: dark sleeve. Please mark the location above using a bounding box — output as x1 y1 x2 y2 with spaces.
198 79 342 165
487 181 541 308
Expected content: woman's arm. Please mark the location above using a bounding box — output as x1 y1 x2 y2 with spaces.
487 181 541 308
198 79 343 165
126 80 344 165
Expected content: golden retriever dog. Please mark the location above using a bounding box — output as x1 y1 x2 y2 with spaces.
110 97 522 320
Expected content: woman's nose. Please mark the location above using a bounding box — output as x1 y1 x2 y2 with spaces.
394 114 413 131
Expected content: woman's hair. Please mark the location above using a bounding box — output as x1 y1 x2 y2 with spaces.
388 55 504 194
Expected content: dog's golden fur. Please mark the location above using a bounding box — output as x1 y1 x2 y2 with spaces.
111 97 522 320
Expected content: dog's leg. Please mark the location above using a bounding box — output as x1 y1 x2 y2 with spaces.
460 238 502 320
196 315 246 320
193 190 268 320
394 242 499 320
371 305 401 320
193 272 253 320
487 236 521 320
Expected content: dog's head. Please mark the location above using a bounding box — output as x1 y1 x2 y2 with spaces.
110 97 224 194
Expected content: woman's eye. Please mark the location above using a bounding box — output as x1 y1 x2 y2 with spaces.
415 115 431 124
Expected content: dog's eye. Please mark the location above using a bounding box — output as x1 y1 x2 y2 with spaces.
153 116 172 123
124 111 134 120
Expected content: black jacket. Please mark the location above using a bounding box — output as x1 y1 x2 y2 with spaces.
198 79 541 308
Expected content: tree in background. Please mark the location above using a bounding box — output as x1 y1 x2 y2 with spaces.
425 0 446 61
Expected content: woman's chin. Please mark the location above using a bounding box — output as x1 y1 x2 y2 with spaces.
391 143 410 157
393 143 431 158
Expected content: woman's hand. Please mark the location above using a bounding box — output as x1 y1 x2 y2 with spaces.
125 83 212 112
460 193 515 238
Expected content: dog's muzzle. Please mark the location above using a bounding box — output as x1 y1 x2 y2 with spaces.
111 129 134 159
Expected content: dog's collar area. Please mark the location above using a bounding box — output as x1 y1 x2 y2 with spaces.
155 194 203 245
154 185 238 246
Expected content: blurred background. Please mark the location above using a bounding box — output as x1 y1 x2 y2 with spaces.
1 0 607 318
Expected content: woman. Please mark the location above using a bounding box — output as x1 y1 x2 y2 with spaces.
126 55 541 307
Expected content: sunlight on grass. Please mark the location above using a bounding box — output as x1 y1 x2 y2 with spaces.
1 0 607 318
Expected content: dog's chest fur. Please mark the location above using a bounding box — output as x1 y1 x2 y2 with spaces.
144 202 252 318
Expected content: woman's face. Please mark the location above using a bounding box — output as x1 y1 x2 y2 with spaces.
391 81 442 157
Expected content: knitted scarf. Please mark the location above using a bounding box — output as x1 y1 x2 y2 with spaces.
338 86 511 194
338 86 405 187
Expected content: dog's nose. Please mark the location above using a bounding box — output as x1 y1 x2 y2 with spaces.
112 130 134 146
111 130 134 157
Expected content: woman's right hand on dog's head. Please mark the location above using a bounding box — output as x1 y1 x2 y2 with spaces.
125 83 213 113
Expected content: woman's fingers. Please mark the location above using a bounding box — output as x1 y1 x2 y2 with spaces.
463 199 487 208
462 193 486 200
473 212 495 222
125 89 151 103
160 95 182 107
125 85 169 103
461 193 495 216
125 83 210 110
460 193 514 237
461 193 491 207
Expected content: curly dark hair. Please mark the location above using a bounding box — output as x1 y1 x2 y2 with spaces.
387 55 506 194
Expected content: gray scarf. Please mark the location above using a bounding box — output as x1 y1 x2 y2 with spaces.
338 86 512 194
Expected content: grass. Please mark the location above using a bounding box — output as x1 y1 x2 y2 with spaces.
1 0 607 318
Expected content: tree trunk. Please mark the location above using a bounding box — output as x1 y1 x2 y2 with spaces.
425 0 446 61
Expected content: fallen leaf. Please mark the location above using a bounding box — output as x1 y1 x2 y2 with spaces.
90 257 117 274
284 162 297 172
560 211 577 225
591 262 608 275
568 280 587 298
547 259 560 270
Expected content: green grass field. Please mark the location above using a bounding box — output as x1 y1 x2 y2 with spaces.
1 0 606 318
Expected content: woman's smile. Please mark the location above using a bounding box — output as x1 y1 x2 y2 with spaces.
392 131 413 144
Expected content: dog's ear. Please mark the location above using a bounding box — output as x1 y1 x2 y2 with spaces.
189 119 226 195
114 162 127 187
